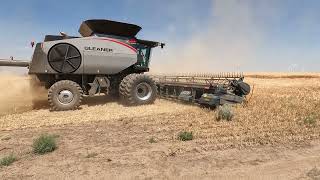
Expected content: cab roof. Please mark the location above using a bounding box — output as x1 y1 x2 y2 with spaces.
79 19 142 38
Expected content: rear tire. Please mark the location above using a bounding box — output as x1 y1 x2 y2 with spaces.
119 74 157 105
48 80 83 111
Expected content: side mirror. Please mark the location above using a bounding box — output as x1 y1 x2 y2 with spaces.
160 43 165 49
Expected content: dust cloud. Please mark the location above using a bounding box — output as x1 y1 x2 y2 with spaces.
0 74 47 116
150 0 264 74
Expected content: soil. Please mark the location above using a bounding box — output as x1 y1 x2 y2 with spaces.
0 76 320 179
1 117 320 179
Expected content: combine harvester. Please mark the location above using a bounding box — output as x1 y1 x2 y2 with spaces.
0 19 250 110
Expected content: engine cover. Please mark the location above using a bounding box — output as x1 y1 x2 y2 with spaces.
29 36 137 75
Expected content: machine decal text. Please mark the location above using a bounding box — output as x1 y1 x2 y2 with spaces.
84 46 113 53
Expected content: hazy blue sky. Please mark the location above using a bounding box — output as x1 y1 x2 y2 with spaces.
0 0 319 72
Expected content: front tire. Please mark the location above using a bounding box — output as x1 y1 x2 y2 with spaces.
119 74 157 105
48 80 83 111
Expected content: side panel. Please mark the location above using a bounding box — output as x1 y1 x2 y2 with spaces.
82 38 137 74
41 37 137 75
28 43 47 74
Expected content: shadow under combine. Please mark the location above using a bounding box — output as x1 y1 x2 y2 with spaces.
82 95 119 107
32 95 120 110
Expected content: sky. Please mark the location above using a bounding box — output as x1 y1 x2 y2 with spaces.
0 0 319 72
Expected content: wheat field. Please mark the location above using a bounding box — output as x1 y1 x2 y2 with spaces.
0 73 319 148
0 73 320 179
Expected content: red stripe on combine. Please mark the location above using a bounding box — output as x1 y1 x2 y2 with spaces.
93 38 137 53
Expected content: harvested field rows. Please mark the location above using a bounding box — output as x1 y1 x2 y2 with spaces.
1 75 320 179
0 77 319 149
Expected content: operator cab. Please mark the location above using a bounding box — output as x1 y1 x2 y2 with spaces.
135 39 161 68
136 44 151 67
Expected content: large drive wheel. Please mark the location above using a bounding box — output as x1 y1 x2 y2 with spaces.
119 74 157 105
48 80 83 111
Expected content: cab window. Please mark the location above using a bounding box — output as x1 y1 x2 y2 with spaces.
137 45 151 67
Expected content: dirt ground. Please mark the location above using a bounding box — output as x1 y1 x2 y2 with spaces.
0 76 320 179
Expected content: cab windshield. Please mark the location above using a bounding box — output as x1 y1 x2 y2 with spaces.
137 45 151 67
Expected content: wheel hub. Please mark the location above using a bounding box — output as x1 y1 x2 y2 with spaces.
136 82 152 101
58 90 74 104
